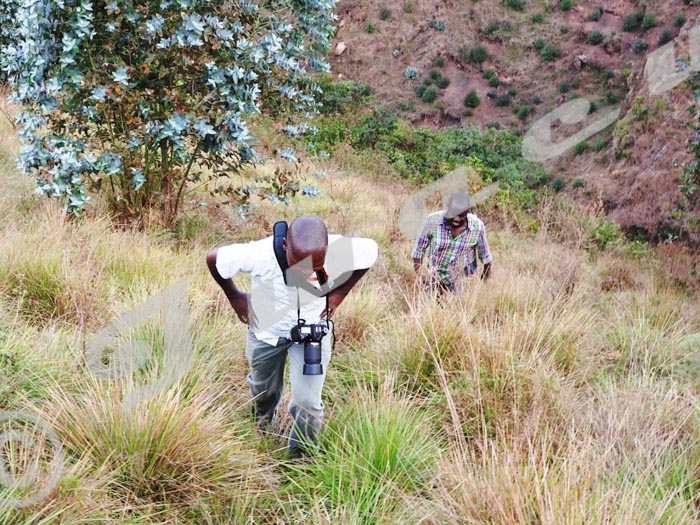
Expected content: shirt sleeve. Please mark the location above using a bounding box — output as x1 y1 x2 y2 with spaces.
411 216 433 260
215 238 266 279
477 223 492 265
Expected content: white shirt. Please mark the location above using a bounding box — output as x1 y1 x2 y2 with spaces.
216 234 379 344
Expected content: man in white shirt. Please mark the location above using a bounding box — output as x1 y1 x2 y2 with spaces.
206 216 378 457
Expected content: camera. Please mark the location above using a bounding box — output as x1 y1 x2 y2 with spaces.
290 321 329 375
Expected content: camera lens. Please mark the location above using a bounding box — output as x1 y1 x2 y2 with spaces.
303 341 323 375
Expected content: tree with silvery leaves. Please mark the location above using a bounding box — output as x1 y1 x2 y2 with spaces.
3 0 336 223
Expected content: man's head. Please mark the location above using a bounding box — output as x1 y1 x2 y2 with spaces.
444 191 470 228
283 216 329 282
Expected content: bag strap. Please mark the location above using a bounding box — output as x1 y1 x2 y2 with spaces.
272 221 289 284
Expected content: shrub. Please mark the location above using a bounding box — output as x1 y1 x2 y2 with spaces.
572 177 584 188
496 93 511 107
6 0 336 222
351 108 398 148
574 141 589 154
622 11 644 31
420 86 439 103
489 77 501 88
534 38 546 50
602 91 619 104
593 138 607 152
533 96 543 105
437 76 451 89
590 220 623 250
675 14 687 28
507 88 517 97
588 100 598 113
659 28 674 45
559 80 570 93
380 7 391 20
589 7 603 21
487 90 498 99
552 178 565 191
517 106 532 120
641 12 657 31
429 20 446 31
364 21 376 33
483 21 500 35
588 31 604 45
560 25 569 34
504 0 524 11
433 56 446 67
405 67 419 79
469 46 489 63
403 1 413 13
560 0 573 11
633 39 648 53
464 90 481 107
532 13 545 23
540 44 562 61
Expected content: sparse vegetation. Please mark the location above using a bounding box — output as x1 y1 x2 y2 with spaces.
641 12 657 31
622 11 645 32
574 140 589 154
659 28 675 45
433 56 446 67
463 90 481 108
675 14 687 28
540 43 562 62
504 0 524 11
572 177 584 188
468 45 489 64
633 39 649 54
364 21 376 33
496 93 511 107
559 80 570 93
534 38 546 51
531 13 545 23
483 69 495 80
589 6 603 21
560 0 573 11
403 1 413 13
380 7 391 20
489 77 501 88
588 31 604 45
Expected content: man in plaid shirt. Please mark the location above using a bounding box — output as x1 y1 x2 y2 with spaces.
412 191 492 292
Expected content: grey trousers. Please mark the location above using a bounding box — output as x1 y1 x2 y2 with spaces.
245 326 332 451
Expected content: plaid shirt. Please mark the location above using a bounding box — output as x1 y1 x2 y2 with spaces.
411 211 492 286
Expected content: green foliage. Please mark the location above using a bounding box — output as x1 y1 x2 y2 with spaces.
534 38 546 51
489 77 501 88
433 56 446 67
552 177 565 191
602 91 620 104
560 0 574 10
641 12 657 31
593 138 607 152
675 14 687 28
588 31 605 45
590 220 624 250
468 46 489 63
483 69 495 80
540 44 562 62
351 108 399 149
504 0 524 11
483 21 500 35
380 7 391 20
589 7 603 21
659 28 675 45
7 0 336 223
560 25 569 34
316 76 372 114
572 177 584 188
496 93 511 107
559 80 570 93
574 141 589 155
364 21 376 33
420 85 438 103
682 74 700 200
622 11 645 31
633 39 649 54
464 91 481 108
437 76 450 89
429 20 446 31
531 13 545 23
403 1 413 13
516 106 532 121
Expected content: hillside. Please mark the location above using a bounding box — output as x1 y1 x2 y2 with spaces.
330 0 700 251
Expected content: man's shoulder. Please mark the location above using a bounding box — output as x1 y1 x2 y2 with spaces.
467 213 486 230
426 211 445 225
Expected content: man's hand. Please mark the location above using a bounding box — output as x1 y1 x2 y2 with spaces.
229 293 250 324
481 262 491 282
320 292 344 319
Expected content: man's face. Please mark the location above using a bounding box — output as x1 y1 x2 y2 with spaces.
447 210 468 229
285 244 328 284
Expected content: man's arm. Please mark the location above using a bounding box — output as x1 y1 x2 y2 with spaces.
411 216 434 273
321 268 369 319
205 248 250 324
476 222 492 282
